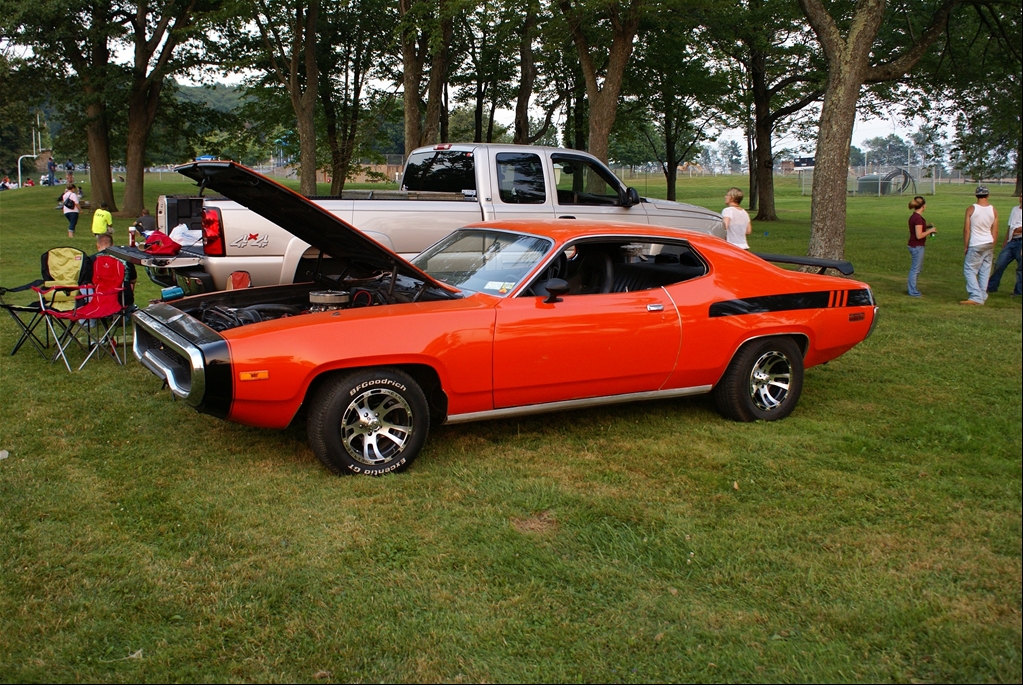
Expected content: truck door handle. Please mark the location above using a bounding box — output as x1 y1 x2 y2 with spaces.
558 215 576 220
647 304 664 312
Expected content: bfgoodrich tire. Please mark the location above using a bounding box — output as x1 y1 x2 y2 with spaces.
713 337 804 422
307 368 429 475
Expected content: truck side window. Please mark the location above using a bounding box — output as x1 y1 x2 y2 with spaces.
551 155 622 206
496 153 546 204
402 151 476 194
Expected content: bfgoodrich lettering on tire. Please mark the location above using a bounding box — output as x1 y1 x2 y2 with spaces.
713 337 804 422
308 368 429 475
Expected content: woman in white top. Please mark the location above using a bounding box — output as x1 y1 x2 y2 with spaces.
721 187 751 249
61 184 81 238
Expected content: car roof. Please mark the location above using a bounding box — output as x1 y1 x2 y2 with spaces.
459 218 719 246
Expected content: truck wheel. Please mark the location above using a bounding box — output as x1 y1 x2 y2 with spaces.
307 368 429 475
713 337 804 422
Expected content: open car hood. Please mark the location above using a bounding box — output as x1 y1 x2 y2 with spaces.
175 161 457 293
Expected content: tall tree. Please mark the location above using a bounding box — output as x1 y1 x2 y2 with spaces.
250 0 320 196
704 0 825 220
316 0 394 193
397 0 455 158
626 19 726 201
558 0 645 163
797 0 963 259
921 1 1021 194
512 0 565 145
2 0 122 209
121 0 217 215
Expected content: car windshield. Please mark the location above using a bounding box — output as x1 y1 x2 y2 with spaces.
412 229 552 296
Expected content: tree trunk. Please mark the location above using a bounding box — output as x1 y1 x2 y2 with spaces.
663 113 677 201
754 121 778 220
573 79 586 150
422 15 453 145
806 70 861 259
747 133 758 212
560 0 640 164
320 76 345 194
83 95 116 212
513 8 537 145
399 1 424 159
295 99 318 196
473 81 486 142
297 2 320 196
121 79 164 216
440 82 449 142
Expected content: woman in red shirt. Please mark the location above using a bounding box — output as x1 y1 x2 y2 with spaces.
907 196 937 297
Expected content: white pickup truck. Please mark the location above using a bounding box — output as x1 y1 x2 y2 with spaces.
143 144 725 293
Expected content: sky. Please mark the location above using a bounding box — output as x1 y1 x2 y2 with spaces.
195 72 924 156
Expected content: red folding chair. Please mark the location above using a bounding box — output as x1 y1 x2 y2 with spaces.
35 255 130 372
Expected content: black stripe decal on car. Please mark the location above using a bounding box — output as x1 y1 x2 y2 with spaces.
710 289 873 317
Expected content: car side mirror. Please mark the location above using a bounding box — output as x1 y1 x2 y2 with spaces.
620 187 640 207
542 278 570 304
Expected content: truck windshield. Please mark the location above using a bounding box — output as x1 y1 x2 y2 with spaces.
402 150 477 194
412 229 552 296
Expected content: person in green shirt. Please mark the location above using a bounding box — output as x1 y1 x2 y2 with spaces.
91 202 113 236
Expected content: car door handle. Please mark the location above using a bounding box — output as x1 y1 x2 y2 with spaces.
558 215 576 219
647 304 664 312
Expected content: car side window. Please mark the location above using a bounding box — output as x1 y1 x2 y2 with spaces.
551 155 622 206
496 153 546 204
523 240 708 297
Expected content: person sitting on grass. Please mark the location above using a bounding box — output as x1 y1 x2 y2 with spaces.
92 201 113 238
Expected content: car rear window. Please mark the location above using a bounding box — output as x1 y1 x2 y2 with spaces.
402 151 477 193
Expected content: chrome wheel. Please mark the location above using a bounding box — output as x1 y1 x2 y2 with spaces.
748 350 791 412
341 388 414 465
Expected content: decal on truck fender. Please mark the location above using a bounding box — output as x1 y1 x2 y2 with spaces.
230 233 270 248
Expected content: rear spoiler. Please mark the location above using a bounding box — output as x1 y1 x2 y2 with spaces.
752 252 854 276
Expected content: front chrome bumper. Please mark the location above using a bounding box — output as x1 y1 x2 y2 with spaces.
133 308 206 407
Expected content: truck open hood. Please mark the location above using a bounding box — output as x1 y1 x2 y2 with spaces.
174 161 457 293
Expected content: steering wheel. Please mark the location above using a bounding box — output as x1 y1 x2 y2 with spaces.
526 253 568 297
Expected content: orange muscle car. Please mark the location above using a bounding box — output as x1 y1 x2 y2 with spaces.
132 162 878 476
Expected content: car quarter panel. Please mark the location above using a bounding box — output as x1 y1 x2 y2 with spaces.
660 241 876 389
221 297 498 428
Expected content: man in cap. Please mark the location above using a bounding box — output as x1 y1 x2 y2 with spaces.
961 185 998 305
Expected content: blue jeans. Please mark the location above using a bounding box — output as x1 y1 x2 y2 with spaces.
65 211 79 234
987 237 1022 295
964 244 994 303
907 246 925 296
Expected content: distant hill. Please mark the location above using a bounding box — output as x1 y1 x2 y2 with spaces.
174 82 245 113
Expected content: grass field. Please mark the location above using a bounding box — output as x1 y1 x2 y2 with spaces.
1 174 1020 682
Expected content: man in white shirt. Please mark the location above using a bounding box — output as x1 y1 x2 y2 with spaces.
961 185 998 305
987 193 1022 297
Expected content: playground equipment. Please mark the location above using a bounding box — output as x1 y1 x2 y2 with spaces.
857 168 917 196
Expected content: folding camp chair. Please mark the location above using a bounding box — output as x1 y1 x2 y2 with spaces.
36 255 129 372
0 247 91 359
